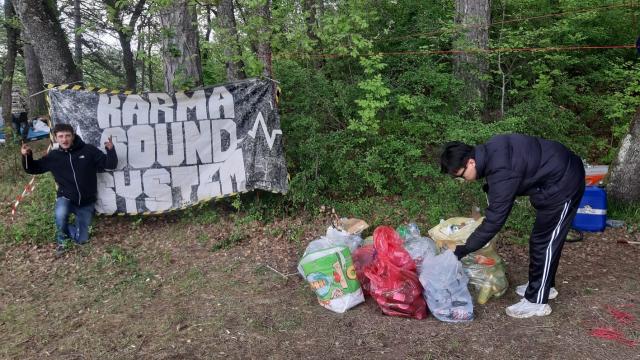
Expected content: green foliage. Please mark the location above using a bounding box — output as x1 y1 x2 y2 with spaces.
182 202 220 225
608 200 640 226
4 175 57 245
350 56 390 133
4 0 640 247
211 227 246 252
101 245 139 269
272 0 638 226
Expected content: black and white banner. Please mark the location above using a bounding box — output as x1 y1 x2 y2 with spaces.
48 79 288 215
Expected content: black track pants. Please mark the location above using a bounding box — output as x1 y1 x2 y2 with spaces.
524 185 585 304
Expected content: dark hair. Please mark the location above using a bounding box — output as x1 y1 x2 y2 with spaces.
53 123 75 135
440 141 474 175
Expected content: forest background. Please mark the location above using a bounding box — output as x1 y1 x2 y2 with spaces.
1 0 640 243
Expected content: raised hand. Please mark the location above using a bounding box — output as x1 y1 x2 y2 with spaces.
104 135 114 151
21 143 32 156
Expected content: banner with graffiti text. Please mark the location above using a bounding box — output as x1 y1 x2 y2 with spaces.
48 79 287 215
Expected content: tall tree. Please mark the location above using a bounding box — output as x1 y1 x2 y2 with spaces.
12 0 82 84
216 0 246 81
102 0 147 91
73 0 84 77
23 42 46 117
453 0 490 106
1 0 20 126
159 0 203 92
303 0 320 42
147 20 154 91
303 0 323 69
256 0 273 78
607 106 640 203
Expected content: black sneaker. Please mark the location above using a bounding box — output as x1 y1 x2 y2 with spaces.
55 245 68 257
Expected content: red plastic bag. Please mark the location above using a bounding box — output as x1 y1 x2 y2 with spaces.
352 245 376 295
363 226 427 319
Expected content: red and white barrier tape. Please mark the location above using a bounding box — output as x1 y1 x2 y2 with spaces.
11 176 36 220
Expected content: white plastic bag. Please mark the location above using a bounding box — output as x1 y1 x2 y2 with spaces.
325 226 362 252
420 250 474 322
298 226 363 276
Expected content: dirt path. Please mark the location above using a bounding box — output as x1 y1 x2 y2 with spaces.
1 215 639 359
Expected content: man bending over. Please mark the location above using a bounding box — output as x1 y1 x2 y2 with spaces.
440 134 584 318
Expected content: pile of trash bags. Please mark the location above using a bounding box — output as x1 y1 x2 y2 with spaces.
297 216 508 322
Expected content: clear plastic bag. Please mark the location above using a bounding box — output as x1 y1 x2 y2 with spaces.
461 241 508 304
397 223 438 274
325 226 362 252
420 250 474 322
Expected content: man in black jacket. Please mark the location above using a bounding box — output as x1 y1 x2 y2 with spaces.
21 123 117 255
440 134 585 318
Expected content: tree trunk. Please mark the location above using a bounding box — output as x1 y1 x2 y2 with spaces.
118 33 137 91
217 0 246 81
148 22 153 91
302 0 319 41
23 42 47 117
607 106 640 203
453 0 490 105
160 0 203 92
13 0 82 84
205 4 212 43
137 25 145 90
73 0 83 77
1 0 20 127
256 0 273 78
102 0 146 91
303 0 323 69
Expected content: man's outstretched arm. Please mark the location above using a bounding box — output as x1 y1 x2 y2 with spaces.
21 143 49 175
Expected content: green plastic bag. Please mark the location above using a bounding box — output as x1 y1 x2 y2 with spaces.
299 246 364 313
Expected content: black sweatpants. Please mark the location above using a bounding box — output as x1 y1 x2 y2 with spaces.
524 184 585 304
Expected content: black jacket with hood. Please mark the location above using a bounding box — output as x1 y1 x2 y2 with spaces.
454 134 585 259
22 136 117 206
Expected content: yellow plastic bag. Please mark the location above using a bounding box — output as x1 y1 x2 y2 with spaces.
427 217 508 304
427 217 484 250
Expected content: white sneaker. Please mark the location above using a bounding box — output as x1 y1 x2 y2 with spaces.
506 298 552 318
515 282 558 300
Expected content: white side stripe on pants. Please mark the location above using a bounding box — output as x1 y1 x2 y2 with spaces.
536 200 570 304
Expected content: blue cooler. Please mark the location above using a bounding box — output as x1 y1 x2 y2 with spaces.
571 186 607 232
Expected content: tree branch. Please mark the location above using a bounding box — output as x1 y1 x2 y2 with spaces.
128 0 147 30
